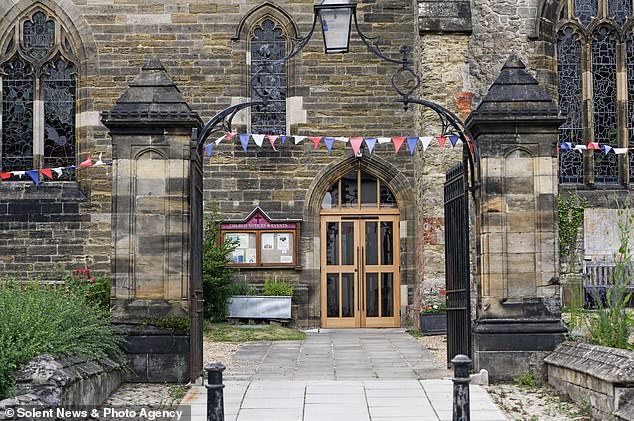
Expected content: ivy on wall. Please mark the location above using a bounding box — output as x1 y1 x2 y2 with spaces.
558 193 587 261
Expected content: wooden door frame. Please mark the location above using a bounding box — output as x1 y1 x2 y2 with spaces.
320 210 400 328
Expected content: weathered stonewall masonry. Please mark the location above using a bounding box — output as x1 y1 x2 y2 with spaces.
545 342 634 421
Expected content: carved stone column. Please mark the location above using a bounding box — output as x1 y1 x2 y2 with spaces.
467 55 567 380
102 59 202 382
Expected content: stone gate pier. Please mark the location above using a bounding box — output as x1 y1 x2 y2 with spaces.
102 59 203 383
467 55 568 380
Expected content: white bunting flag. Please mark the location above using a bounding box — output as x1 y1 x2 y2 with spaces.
335 137 349 143
420 137 433 151
252 134 265 147
294 136 306 145
95 153 106 166
614 148 629 154
52 167 64 177
377 137 392 144
215 134 226 145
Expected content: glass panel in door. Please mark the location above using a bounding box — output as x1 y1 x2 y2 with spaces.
363 217 399 327
322 218 359 328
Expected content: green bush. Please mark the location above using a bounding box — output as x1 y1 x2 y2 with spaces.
229 281 257 296
0 281 126 400
203 210 238 322
262 278 294 296
64 268 110 311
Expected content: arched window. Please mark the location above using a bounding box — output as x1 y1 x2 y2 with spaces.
321 169 397 210
0 9 77 179
556 0 633 184
249 18 287 135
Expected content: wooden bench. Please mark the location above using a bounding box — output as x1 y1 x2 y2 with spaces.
582 262 634 307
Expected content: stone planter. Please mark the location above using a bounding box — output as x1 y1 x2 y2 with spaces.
419 312 447 335
227 295 292 320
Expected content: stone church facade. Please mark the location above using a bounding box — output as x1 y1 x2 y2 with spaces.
0 0 631 328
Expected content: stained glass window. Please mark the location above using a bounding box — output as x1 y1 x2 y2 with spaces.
1 57 34 173
557 28 584 184
592 28 618 183
609 0 631 25
557 0 634 185
0 10 76 179
43 58 76 172
627 38 634 182
574 0 598 25
250 19 287 135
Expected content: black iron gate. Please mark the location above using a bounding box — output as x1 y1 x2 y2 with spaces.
444 161 472 365
189 135 204 382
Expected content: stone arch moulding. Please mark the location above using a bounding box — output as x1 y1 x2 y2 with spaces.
232 2 301 41
0 0 96 66
532 0 564 41
304 155 415 216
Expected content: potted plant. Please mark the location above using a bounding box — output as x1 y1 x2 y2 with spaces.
419 302 447 335
227 278 293 320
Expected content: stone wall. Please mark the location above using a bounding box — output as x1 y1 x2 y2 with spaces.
545 341 634 421
0 1 429 328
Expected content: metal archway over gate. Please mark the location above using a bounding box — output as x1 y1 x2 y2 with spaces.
194 6 480 367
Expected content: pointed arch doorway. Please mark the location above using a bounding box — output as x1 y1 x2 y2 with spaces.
319 168 400 328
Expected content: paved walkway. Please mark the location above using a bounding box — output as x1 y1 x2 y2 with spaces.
179 329 507 421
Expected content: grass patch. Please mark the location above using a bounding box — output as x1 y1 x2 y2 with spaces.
203 322 306 342
168 384 189 401
406 329 422 338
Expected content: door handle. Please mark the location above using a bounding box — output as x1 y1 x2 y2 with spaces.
357 246 361 312
361 246 365 311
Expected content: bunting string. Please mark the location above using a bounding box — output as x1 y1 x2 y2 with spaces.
202 131 467 157
559 141 634 155
0 152 111 185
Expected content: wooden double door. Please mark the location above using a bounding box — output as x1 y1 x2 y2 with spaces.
320 214 400 328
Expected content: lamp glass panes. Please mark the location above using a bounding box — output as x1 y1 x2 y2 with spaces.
317 0 354 54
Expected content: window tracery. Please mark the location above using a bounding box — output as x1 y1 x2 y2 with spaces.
249 18 287 135
556 0 634 185
0 9 77 179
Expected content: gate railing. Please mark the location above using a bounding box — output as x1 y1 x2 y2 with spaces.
444 162 472 365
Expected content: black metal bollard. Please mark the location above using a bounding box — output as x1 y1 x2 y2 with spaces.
205 362 226 421
451 354 471 421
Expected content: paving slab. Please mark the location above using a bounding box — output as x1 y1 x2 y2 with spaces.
177 329 507 420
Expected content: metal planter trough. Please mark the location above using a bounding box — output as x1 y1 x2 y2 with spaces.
227 295 292 320
419 312 447 335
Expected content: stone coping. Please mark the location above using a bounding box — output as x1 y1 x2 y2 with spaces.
544 341 634 385
0 354 124 411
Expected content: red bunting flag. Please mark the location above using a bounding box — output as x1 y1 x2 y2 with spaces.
0 172 10 180
587 142 600 150
267 135 279 151
79 154 93 167
39 169 53 179
227 131 235 141
350 137 364 156
435 136 447 149
309 137 322 149
392 137 405 154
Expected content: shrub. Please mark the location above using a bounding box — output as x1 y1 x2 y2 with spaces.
0 280 126 400
229 281 257 296
262 278 294 296
202 210 238 322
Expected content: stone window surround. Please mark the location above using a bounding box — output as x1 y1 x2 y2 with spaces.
0 6 79 177
556 0 634 186
231 3 303 135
